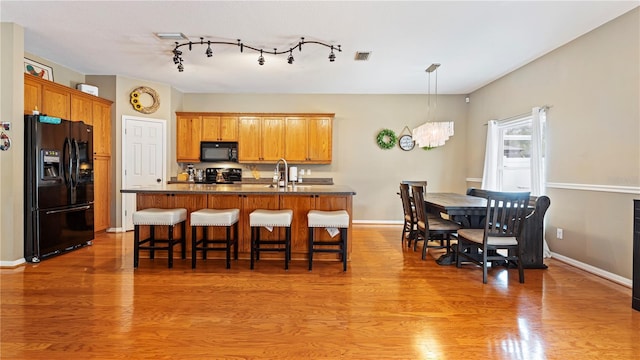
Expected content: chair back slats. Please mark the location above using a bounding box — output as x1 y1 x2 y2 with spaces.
399 183 413 220
410 185 429 232
484 191 531 238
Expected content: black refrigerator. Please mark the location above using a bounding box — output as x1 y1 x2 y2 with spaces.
24 115 95 262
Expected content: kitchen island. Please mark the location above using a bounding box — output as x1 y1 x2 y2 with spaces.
121 183 356 264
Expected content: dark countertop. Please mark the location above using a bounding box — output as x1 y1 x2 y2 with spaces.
121 183 356 195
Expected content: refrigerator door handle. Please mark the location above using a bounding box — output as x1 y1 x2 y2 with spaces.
62 137 71 186
72 138 80 186
45 205 91 215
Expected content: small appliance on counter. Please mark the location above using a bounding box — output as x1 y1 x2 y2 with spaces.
204 167 242 184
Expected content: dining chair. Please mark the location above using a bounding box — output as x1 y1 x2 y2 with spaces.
399 183 418 247
456 190 531 284
411 185 461 260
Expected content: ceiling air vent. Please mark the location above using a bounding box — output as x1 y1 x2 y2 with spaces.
354 52 371 61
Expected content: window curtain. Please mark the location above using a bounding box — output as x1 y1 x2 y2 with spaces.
530 107 545 196
480 120 499 190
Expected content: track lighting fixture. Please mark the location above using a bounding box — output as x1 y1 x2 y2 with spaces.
168 36 341 72
205 40 213 57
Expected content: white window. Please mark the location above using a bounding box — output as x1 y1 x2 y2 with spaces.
482 107 547 195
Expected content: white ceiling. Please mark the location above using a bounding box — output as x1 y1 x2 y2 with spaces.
2 1 638 94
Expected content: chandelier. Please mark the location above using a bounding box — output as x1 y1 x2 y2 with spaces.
169 36 342 72
412 63 454 149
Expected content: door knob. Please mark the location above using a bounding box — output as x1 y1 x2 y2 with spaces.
156 178 161 183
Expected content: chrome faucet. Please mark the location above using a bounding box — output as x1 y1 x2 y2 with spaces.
274 158 288 187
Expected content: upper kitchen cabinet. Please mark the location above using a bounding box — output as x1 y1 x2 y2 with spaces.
42 83 70 119
202 115 238 141
71 93 93 125
24 75 42 114
92 100 112 156
176 114 203 162
238 116 284 163
284 116 332 164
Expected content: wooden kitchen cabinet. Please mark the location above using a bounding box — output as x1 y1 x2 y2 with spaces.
238 116 284 163
93 156 111 232
24 74 113 233
42 83 70 119
71 93 93 124
176 114 202 162
92 100 112 157
24 75 42 114
284 116 332 164
202 115 238 141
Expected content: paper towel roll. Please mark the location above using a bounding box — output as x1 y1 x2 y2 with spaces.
289 166 298 182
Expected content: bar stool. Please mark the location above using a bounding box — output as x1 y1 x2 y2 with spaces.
307 210 350 271
190 208 239 269
249 209 293 270
133 208 187 269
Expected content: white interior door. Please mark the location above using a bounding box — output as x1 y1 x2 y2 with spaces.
122 116 166 231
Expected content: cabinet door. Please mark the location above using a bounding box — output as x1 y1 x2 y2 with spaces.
238 117 262 162
71 94 93 124
220 116 238 141
308 117 332 163
201 115 221 141
284 117 308 162
261 117 285 161
42 84 70 119
92 101 112 156
93 156 111 232
24 75 42 114
176 115 202 162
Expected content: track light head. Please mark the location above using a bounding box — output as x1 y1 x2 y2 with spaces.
258 50 265 65
329 50 336 62
287 51 294 64
177 63 184 72
205 41 213 57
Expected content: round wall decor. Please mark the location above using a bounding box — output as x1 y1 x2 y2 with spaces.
376 129 397 150
130 86 160 114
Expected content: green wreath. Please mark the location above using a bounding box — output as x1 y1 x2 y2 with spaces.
376 129 398 150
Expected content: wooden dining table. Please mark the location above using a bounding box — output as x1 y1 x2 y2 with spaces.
424 192 550 269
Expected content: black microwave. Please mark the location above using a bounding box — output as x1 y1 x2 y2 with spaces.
200 141 238 162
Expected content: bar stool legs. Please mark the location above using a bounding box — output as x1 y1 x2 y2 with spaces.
132 208 187 269
249 209 293 270
307 210 350 271
190 209 240 269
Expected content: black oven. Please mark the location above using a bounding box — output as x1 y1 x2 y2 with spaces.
200 141 238 162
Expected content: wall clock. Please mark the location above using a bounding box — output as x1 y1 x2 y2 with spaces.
398 134 415 151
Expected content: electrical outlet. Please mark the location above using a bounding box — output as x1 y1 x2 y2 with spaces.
556 228 563 239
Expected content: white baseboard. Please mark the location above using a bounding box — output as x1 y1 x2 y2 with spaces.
551 252 632 288
0 258 26 268
106 227 128 233
353 220 403 225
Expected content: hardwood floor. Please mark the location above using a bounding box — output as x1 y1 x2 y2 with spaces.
1 225 638 359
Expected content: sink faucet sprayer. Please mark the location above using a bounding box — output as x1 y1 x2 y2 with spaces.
274 158 288 188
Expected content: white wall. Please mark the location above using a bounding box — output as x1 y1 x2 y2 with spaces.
466 8 639 278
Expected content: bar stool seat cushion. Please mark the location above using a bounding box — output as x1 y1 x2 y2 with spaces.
133 208 187 226
250 209 293 227
191 209 240 227
308 210 350 228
